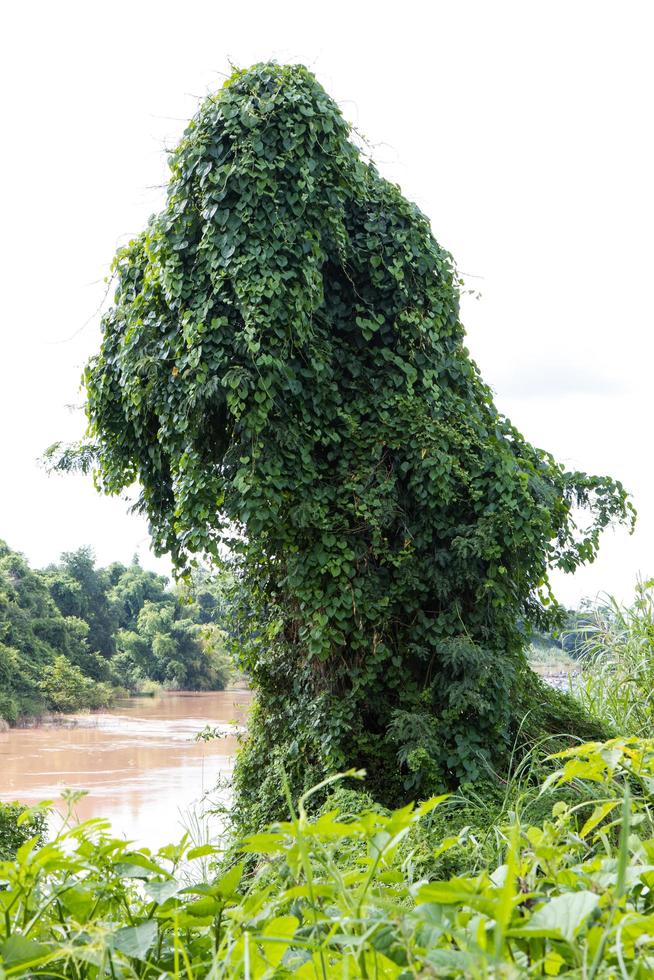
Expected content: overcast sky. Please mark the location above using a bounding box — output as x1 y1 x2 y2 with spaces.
1 0 652 606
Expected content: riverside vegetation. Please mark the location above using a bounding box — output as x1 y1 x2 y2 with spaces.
3 730 654 976
0 540 235 725
4 582 654 977
2 63 647 975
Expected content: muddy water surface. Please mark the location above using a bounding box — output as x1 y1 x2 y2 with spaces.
0 691 251 848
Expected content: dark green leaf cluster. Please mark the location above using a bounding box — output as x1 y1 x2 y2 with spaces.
81 63 633 813
0 802 45 861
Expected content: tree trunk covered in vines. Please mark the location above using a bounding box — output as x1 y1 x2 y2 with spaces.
73 64 632 825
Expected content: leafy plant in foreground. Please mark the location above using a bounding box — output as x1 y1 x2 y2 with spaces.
2 739 654 977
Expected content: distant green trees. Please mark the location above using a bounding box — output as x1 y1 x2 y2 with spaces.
529 608 598 661
113 602 231 690
0 539 235 724
45 547 117 658
0 540 95 722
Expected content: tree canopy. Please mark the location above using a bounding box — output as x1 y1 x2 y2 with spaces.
0 542 233 723
0 540 94 721
69 63 633 818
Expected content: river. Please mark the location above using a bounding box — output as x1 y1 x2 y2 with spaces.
0 690 251 849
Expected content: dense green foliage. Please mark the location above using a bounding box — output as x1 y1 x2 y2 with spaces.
2 739 654 977
68 61 634 817
0 802 46 861
0 539 102 722
0 540 233 723
114 602 231 690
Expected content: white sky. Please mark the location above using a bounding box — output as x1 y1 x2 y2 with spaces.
1 0 652 606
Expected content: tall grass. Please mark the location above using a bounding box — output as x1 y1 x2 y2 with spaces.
569 579 654 736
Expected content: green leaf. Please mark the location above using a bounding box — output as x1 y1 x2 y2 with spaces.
580 801 619 839
186 844 219 860
59 884 96 922
186 896 220 917
515 891 600 943
144 878 181 904
214 862 244 898
240 832 287 853
259 916 299 966
110 920 158 960
0 936 49 968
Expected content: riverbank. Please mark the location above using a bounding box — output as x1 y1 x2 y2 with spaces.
0 690 252 847
1 682 249 730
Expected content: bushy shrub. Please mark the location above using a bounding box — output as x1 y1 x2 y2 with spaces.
0 691 18 725
38 655 114 713
0 802 46 861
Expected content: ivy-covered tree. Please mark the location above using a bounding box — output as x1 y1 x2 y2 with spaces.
63 64 633 819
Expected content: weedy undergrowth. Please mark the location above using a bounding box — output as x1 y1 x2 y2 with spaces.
2 738 654 976
571 579 654 737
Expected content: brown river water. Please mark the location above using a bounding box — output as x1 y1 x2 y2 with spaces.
0 691 251 849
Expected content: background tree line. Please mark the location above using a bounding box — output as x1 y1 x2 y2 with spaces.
0 539 236 724
529 609 598 661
